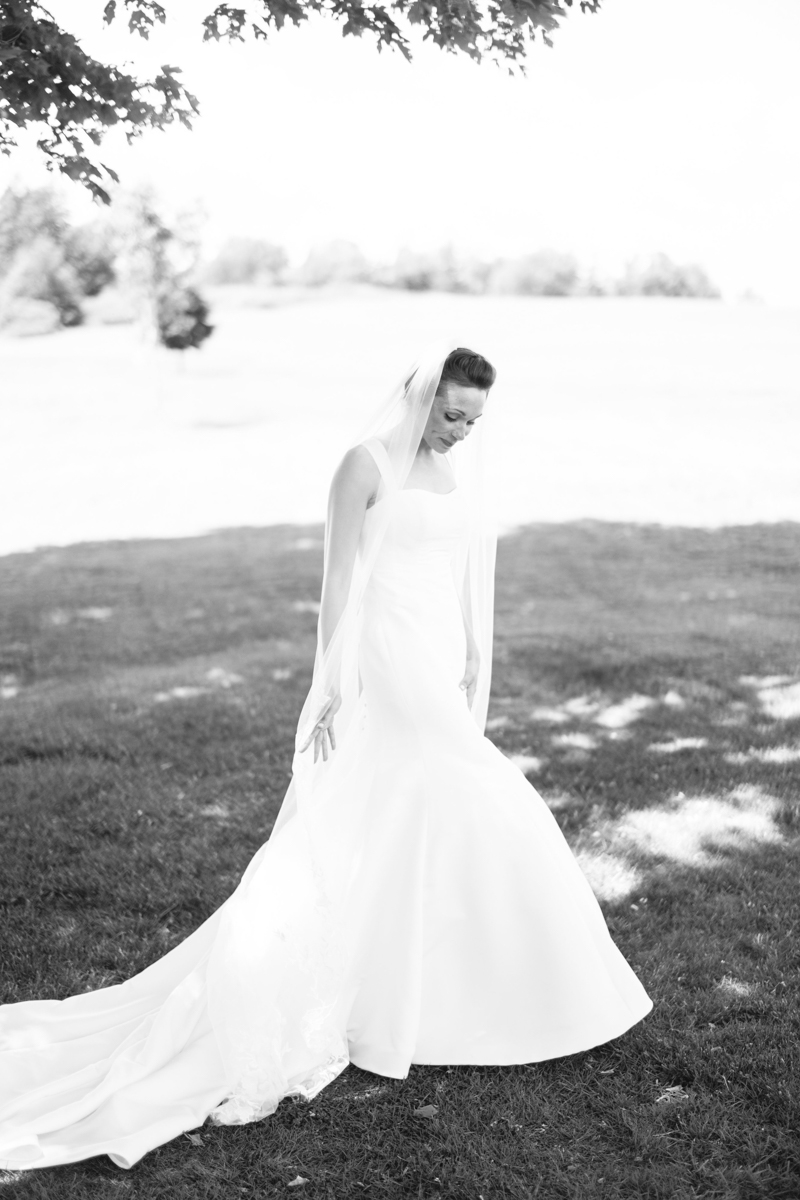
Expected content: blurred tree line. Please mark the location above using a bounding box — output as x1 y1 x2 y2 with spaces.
205 237 720 299
0 184 213 347
0 184 720 342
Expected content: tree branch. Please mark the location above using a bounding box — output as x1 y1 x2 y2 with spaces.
0 0 600 200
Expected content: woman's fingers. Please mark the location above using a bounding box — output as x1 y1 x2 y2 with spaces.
461 650 479 698
315 694 341 763
301 722 325 755
309 716 337 764
300 694 340 757
461 662 478 701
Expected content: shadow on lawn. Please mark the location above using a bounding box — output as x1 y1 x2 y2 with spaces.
491 669 800 906
488 519 800 893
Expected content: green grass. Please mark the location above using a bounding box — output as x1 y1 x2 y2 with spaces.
1 521 799 1199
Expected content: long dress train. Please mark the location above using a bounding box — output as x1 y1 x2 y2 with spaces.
0 475 652 1171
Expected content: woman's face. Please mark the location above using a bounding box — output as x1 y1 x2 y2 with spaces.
421 383 487 454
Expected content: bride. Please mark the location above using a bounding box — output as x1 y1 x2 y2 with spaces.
0 343 652 1171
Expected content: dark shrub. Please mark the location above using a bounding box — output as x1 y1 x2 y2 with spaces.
156 285 214 350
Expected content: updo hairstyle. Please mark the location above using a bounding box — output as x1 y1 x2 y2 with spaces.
436 347 496 396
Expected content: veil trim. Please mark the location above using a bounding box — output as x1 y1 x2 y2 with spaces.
361 437 397 494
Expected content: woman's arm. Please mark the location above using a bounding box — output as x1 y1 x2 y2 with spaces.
300 445 379 762
319 445 379 656
457 583 481 708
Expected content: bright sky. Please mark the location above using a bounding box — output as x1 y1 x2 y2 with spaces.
3 0 800 301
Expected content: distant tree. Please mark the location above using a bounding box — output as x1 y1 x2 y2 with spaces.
0 233 84 326
0 1 601 200
616 253 720 299
116 188 213 349
64 220 117 295
488 250 580 296
0 185 68 274
205 236 288 285
576 273 609 297
298 240 370 286
0 185 121 328
381 248 435 292
379 246 490 293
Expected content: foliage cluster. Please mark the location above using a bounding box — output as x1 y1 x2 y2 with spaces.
616 253 721 299
0 185 112 330
205 236 721 298
117 188 214 350
0 184 213 345
0 0 198 203
203 235 288 286
0 1 600 199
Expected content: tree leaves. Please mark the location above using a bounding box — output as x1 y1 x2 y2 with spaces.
1 0 601 198
105 1 168 38
0 1 199 202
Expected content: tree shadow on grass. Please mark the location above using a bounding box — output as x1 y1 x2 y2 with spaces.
489 518 800 861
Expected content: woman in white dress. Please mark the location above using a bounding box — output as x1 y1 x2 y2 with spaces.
0 344 652 1171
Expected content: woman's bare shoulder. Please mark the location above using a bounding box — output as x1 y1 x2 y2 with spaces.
332 443 381 497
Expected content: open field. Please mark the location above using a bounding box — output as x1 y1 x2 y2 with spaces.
1 289 799 556
1 519 799 1199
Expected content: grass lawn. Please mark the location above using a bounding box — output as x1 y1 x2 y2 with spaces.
1 520 799 1199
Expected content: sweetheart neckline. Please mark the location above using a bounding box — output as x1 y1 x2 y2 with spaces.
367 487 458 513
401 487 457 497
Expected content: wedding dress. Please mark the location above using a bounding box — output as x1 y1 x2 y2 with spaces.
0 350 652 1172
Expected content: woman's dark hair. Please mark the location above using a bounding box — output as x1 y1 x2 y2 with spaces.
436 347 496 395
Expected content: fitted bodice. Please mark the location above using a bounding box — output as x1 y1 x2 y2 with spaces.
362 488 467 587
357 486 470 727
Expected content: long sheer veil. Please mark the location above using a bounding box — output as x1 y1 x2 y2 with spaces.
275 338 496 832
207 340 497 1124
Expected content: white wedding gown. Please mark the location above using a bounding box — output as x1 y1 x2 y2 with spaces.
0 481 652 1171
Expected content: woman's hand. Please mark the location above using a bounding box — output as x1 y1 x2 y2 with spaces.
298 692 343 763
459 643 480 708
